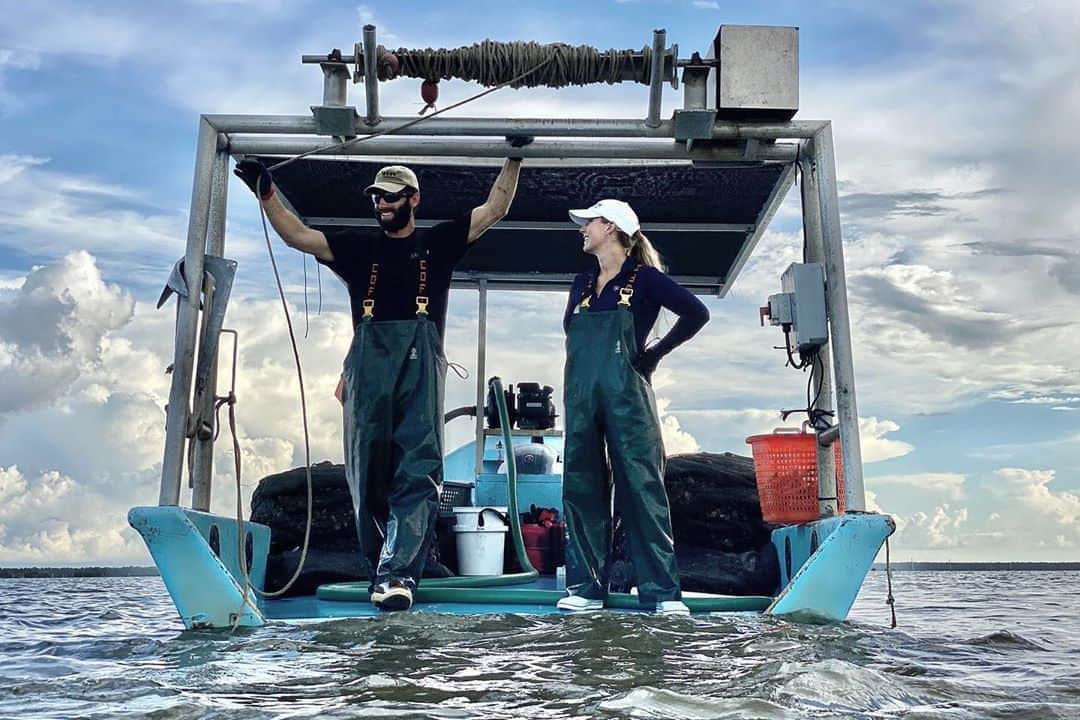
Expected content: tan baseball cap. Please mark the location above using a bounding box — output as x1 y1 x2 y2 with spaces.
364 165 419 194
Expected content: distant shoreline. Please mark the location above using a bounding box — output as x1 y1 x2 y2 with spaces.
873 562 1080 571
0 566 160 578
1 562 1078 578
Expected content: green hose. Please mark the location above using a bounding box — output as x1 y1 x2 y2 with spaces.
490 376 539 578
317 377 537 602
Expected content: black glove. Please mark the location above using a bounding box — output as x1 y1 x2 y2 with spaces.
632 347 663 383
234 158 274 199
505 134 534 160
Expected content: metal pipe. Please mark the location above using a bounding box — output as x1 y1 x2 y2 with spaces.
799 147 838 518
362 25 379 125
205 114 827 140
812 123 865 511
225 136 799 162
190 144 230 512
474 280 488 480
307 217 754 233
160 117 216 507
646 29 667 128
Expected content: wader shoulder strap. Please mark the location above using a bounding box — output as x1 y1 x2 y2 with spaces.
578 274 595 310
617 264 643 307
414 235 430 316
359 235 431 319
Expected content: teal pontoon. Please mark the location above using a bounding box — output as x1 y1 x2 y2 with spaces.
130 24 895 629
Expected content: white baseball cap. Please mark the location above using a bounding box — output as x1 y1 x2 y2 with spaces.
568 199 640 236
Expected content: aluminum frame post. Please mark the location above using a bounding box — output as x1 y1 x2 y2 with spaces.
362 24 380 125
799 147 838 518
646 29 667 128
474 280 488 479
160 117 216 506
811 124 865 511
190 140 230 512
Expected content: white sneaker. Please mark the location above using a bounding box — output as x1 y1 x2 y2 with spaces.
655 600 690 616
556 594 604 612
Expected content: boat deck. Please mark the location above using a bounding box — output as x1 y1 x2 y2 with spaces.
263 577 772 620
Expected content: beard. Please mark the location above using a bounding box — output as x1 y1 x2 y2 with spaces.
376 202 413 233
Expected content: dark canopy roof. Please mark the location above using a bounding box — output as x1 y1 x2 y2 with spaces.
261 156 794 294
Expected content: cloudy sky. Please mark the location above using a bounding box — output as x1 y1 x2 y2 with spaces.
0 1 1077 565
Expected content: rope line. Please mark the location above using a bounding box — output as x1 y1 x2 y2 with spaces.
380 41 653 88
885 536 897 628
227 190 315 621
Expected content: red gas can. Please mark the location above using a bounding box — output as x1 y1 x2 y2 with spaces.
522 523 550 573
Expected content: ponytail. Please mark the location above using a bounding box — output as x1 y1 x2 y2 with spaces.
615 227 668 340
615 229 665 271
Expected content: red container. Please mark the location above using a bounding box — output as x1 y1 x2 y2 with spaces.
521 522 565 574
746 428 845 524
522 524 550 573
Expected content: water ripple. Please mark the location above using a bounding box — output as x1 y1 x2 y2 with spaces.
0 573 1078 718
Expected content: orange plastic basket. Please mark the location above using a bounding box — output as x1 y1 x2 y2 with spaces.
746 427 845 524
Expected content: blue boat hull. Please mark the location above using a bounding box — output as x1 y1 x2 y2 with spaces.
130 504 893 629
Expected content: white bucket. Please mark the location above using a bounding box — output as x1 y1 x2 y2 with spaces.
452 506 508 576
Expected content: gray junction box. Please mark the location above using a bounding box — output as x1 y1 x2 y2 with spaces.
782 262 827 352
708 25 799 121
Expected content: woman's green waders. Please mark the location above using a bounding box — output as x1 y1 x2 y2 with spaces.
563 291 682 606
341 315 446 592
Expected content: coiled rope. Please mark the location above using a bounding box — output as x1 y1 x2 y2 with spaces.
374 41 656 87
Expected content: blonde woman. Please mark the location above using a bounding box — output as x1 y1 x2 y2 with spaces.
557 199 709 615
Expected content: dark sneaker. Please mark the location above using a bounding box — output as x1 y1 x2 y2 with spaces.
371 580 413 611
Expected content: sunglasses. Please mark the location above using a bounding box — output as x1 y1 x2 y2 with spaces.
370 189 414 205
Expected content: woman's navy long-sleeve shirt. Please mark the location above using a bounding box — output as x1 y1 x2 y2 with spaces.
563 256 709 357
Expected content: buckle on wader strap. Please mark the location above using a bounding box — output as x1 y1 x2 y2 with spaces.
363 262 379 319
415 295 429 315
617 264 642 307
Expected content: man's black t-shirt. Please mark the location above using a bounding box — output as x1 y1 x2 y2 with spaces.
317 215 471 340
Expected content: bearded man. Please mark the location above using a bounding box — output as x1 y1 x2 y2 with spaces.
235 151 524 611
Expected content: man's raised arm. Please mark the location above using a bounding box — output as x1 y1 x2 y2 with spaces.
235 159 334 262
468 137 532 244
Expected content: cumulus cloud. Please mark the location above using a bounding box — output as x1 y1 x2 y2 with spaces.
0 252 133 415
655 396 700 455
858 417 913 463
870 465 1080 560
986 468 1080 547
895 505 968 550
0 465 147 563
868 472 967 501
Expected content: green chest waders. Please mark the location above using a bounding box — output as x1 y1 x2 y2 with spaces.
341 256 446 593
562 272 682 605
